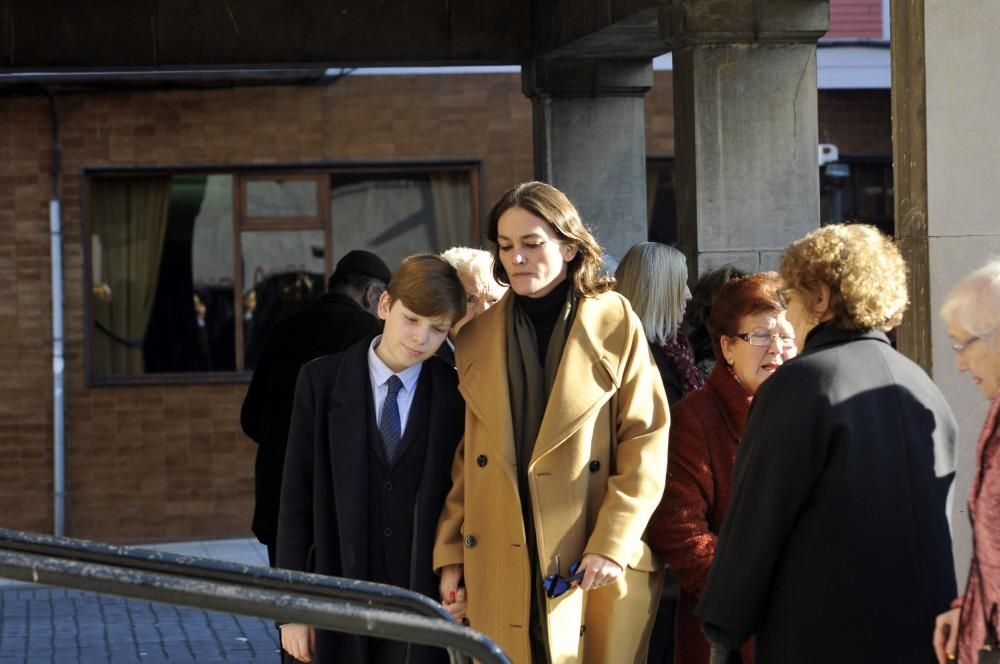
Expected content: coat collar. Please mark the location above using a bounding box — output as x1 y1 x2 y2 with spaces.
456 291 619 468
703 364 753 442
801 321 889 355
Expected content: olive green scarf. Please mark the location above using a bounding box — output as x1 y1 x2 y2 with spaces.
506 285 577 467
505 283 576 664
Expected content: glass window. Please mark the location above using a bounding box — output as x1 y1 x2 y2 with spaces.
820 158 894 236
329 171 475 270
86 164 478 383
240 229 326 370
645 159 678 246
245 178 319 218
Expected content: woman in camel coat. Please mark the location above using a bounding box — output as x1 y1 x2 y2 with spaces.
433 182 670 664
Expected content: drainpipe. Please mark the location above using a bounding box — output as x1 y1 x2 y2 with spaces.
48 94 66 536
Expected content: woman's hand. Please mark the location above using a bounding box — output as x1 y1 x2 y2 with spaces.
933 607 961 663
577 553 623 591
439 563 467 621
281 623 316 663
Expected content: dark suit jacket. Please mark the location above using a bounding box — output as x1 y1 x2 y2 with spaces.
241 290 379 547
695 323 958 664
276 337 464 664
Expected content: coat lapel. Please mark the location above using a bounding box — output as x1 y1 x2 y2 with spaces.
457 294 518 473
531 296 617 466
328 340 371 580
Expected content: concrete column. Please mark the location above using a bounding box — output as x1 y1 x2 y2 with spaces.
661 0 829 275
522 59 653 262
920 0 1000 585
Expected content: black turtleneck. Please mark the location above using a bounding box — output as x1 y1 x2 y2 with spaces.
517 278 571 364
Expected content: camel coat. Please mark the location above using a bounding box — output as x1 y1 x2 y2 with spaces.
433 290 670 664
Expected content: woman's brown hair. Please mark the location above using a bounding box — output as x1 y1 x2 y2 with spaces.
486 181 614 298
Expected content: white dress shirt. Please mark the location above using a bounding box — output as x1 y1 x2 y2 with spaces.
367 335 423 434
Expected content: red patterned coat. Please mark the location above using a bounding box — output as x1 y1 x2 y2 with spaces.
959 392 1000 661
647 365 755 664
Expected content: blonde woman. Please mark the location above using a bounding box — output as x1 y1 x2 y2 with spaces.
615 242 700 406
696 224 958 663
434 182 670 663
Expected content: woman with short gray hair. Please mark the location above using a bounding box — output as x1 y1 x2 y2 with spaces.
934 258 1000 663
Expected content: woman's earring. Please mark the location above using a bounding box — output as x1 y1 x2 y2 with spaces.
727 357 734 366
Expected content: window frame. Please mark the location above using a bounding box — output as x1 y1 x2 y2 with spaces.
82 160 482 387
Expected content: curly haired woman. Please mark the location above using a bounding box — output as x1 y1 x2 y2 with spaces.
695 224 959 664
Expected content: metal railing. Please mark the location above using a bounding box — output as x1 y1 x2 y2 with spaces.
0 528 509 664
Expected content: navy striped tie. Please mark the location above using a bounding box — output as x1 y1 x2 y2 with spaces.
379 375 403 461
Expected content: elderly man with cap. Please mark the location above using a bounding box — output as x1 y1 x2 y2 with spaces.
241 249 392 565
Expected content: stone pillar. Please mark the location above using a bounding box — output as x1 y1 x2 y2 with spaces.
914 0 1000 586
660 0 829 275
522 59 653 262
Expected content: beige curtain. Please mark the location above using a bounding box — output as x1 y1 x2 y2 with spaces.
91 177 171 375
429 172 472 249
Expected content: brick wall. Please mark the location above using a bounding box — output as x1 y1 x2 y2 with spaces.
1 75 533 543
0 99 54 535
827 0 884 39
818 89 892 156
2 72 887 542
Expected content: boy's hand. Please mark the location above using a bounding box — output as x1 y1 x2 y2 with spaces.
439 563 467 621
281 623 316 663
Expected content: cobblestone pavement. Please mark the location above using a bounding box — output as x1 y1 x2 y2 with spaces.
0 585 280 663
0 538 280 663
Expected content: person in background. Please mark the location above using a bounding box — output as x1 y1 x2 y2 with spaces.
934 258 1000 663
439 246 507 367
648 272 796 664
696 224 958 663
681 265 747 378
615 242 700 406
614 241 698 664
434 182 669 663
241 249 391 565
277 254 466 664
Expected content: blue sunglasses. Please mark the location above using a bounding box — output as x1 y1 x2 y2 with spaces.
542 561 583 599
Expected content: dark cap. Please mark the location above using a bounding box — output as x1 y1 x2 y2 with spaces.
331 249 392 284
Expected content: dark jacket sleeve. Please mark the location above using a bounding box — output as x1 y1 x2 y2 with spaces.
275 364 317 573
648 402 717 596
694 366 829 640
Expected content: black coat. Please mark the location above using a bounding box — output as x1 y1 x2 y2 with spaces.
695 324 958 664
276 338 464 664
649 342 686 406
241 291 380 548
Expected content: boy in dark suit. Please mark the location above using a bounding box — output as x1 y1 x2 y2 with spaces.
277 254 467 664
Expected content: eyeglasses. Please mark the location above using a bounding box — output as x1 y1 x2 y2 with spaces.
542 561 583 599
952 336 983 354
776 287 796 310
733 332 797 349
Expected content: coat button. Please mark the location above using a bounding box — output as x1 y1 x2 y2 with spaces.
463 535 477 548
384 481 393 492
589 460 601 473
384 528 392 537
477 454 488 467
